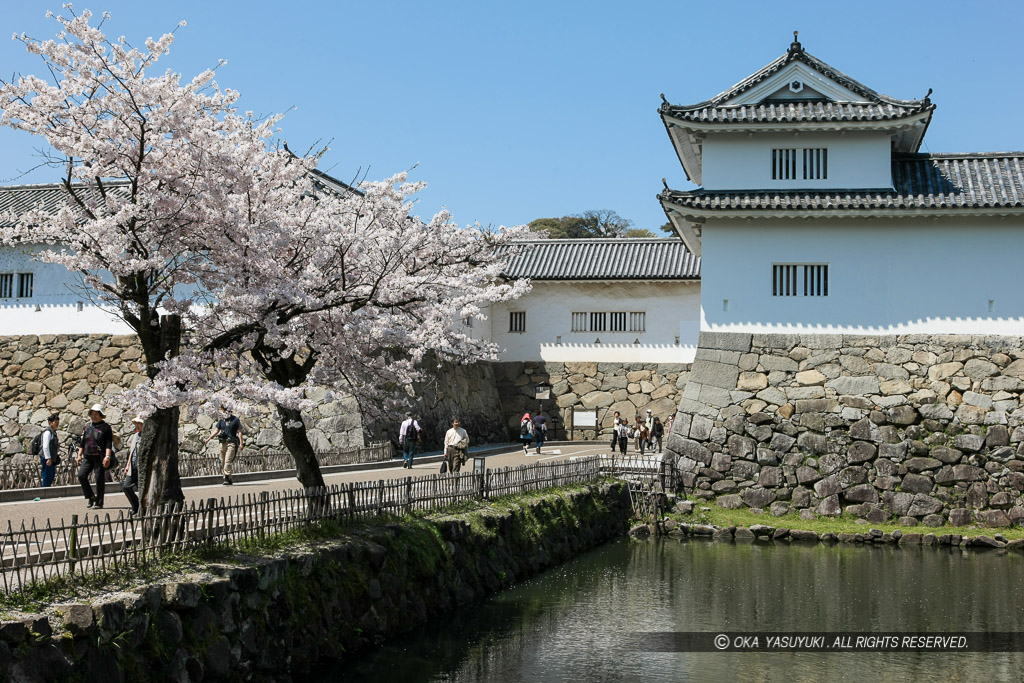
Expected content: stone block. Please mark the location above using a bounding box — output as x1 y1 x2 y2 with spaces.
928 362 963 382
952 434 985 452
796 369 826 386
900 473 933 494
951 464 987 482
844 484 879 504
907 494 943 517
904 457 942 473
813 475 841 498
930 446 963 464
698 332 752 352
827 375 881 395
742 488 777 509
964 359 999 379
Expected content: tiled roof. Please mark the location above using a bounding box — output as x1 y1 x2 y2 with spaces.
661 100 932 125
0 182 129 225
660 153 1024 213
660 40 931 125
497 239 700 280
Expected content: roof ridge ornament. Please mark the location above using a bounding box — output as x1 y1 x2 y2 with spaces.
789 30 802 55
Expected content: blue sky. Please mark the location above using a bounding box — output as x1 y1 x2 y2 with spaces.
1 1 1022 232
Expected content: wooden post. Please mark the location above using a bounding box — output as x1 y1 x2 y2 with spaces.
405 476 413 515
68 514 78 572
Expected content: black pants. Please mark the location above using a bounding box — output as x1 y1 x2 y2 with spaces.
618 435 628 456
78 455 105 504
123 462 139 514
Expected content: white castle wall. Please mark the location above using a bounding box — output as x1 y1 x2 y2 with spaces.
700 216 1024 335
488 280 700 363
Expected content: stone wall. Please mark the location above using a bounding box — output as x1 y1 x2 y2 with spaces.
0 334 362 463
666 332 1024 528
0 483 632 681
397 357 508 448
493 361 690 439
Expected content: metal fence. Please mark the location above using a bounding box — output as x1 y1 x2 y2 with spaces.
0 455 605 595
0 442 395 491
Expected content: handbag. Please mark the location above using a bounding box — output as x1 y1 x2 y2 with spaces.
103 451 119 470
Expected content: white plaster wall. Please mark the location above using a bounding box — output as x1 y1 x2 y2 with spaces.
0 245 131 334
701 131 893 191
701 216 1024 334
487 280 700 363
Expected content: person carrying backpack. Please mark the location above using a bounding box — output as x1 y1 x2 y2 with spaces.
519 413 534 454
532 413 548 455
399 413 421 469
32 413 61 487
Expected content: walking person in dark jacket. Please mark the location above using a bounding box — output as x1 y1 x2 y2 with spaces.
204 406 244 485
652 416 665 454
77 404 113 509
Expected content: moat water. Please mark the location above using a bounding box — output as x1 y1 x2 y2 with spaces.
317 537 1024 682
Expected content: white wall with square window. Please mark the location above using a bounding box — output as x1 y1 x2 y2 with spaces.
488 281 700 362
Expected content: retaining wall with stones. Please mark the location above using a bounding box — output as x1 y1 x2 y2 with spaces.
665 332 1024 528
493 361 690 439
0 482 632 682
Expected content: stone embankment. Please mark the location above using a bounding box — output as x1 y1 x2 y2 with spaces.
0 482 631 682
494 361 690 438
666 333 1024 528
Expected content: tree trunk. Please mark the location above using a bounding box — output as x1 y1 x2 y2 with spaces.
278 404 326 490
138 313 185 511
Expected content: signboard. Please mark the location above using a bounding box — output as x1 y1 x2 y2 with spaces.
573 409 597 427
535 385 551 400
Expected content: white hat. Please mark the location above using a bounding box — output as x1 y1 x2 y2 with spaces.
132 414 146 423
89 403 105 417
646 409 652 413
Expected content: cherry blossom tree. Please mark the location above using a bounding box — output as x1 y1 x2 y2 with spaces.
165 170 531 489
1 7 532 496
0 7 291 508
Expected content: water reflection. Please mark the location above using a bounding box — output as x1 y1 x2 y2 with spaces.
317 539 1024 682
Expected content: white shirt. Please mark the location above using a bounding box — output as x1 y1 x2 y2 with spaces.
444 427 469 449
41 429 55 461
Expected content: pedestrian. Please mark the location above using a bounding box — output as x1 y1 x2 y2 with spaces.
77 404 113 509
518 412 534 454
652 416 665 454
443 417 469 473
616 418 629 456
122 415 144 516
399 413 421 469
634 417 650 455
645 409 655 450
37 413 60 487
666 414 674 437
533 413 547 454
204 405 243 485
609 411 621 453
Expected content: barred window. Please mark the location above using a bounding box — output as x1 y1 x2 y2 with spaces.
630 312 646 332
571 312 587 332
774 148 828 181
609 311 626 332
16 273 32 298
0 273 12 298
772 148 798 180
509 310 526 333
590 312 606 332
773 264 828 297
803 148 828 180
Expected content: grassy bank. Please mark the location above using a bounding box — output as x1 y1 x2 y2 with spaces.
670 497 1024 540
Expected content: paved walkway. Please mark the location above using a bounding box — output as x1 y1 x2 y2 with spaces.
0 442 613 528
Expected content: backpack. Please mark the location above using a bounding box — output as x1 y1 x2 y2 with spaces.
405 421 419 442
32 428 61 465
520 420 533 437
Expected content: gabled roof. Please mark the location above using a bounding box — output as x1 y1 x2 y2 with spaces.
660 35 934 184
681 34 928 111
497 239 700 281
660 152 1024 215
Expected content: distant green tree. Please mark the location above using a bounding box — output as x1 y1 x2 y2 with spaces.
623 228 657 238
528 210 635 238
659 220 676 235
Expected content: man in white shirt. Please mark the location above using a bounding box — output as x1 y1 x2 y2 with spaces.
443 418 469 473
399 413 421 469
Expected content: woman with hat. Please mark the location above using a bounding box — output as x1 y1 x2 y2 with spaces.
76 403 114 510
122 414 145 516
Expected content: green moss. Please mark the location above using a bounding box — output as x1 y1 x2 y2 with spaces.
674 496 1024 539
